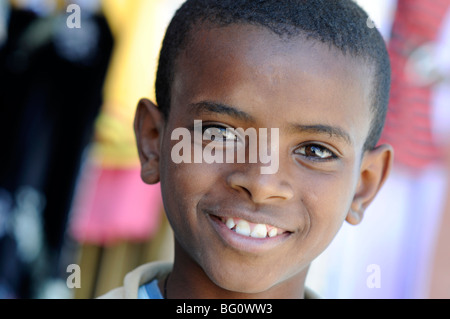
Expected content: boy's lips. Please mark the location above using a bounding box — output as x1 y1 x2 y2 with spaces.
204 209 294 255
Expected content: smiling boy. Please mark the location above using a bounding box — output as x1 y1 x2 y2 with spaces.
99 0 393 299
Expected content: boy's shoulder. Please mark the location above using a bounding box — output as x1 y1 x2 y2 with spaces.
97 261 172 299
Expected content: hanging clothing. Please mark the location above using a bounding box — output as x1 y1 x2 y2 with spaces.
0 1 114 298
379 0 450 170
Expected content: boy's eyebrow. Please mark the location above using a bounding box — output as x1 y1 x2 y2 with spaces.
187 101 255 122
287 124 353 146
187 101 352 145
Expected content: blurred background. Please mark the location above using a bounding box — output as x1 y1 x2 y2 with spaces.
0 0 448 299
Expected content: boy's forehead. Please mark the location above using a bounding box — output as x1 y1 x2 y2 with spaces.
180 22 372 79
177 23 373 96
172 23 373 147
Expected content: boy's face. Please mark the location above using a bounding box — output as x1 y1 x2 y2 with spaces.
136 24 392 297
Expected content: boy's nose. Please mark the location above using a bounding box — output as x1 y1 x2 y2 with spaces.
226 168 294 204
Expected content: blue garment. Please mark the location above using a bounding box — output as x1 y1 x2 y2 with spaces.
138 279 163 299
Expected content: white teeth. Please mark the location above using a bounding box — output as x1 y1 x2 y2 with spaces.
251 224 268 238
235 220 251 236
268 228 278 238
225 218 235 229
222 216 284 238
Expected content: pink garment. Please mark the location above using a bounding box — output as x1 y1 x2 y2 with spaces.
69 163 163 245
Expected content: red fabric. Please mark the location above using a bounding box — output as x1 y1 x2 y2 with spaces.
69 163 163 245
379 0 450 170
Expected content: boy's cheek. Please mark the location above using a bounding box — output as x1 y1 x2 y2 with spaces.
160 160 221 214
301 172 357 231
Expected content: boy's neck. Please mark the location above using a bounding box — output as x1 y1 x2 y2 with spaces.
159 241 308 299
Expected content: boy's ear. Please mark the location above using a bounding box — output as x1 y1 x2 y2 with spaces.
346 144 394 225
134 98 164 184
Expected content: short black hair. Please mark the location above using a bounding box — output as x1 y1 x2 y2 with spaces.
155 0 391 151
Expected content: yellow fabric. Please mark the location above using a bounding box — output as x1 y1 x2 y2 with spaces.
93 0 175 168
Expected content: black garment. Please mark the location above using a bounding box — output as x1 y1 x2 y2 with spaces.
0 7 114 298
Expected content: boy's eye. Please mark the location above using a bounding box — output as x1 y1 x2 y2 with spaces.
295 144 337 160
203 126 237 142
